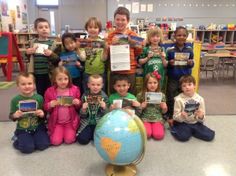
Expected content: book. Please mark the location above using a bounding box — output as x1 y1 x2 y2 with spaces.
57 96 73 106
85 95 103 104
129 35 144 47
174 52 190 65
184 101 200 116
145 92 162 104
33 43 49 54
60 53 78 66
78 38 105 48
19 100 38 114
113 34 129 45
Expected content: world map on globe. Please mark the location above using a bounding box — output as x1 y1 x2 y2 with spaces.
94 109 146 165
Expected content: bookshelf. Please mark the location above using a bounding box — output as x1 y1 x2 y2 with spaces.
14 33 38 49
195 30 236 44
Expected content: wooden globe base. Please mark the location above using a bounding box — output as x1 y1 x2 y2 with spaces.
105 164 137 176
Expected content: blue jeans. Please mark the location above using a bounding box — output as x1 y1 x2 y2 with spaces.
170 122 215 142
77 125 96 145
13 124 50 154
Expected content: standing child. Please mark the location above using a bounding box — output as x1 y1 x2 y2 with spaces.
107 7 143 94
80 17 108 92
77 74 108 145
165 26 194 124
109 74 141 116
138 28 167 91
44 66 81 146
9 72 50 154
26 18 58 96
59 32 83 93
137 71 167 140
171 75 215 142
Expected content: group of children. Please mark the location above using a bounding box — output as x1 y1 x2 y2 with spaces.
9 7 215 154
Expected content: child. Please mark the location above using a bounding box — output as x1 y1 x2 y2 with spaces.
165 26 194 124
44 66 81 146
109 74 141 116
107 7 143 94
26 18 58 96
137 71 168 140
171 75 215 142
138 28 167 91
9 72 50 154
59 32 83 94
77 74 108 145
80 17 108 92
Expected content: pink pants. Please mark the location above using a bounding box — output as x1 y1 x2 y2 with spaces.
144 122 165 140
50 122 76 145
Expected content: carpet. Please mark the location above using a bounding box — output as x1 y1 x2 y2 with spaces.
0 82 15 90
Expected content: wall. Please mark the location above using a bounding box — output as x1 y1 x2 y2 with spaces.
28 0 107 33
107 0 236 27
0 0 28 32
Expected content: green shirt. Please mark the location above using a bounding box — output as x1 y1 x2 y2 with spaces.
137 92 166 122
108 93 137 106
139 46 166 89
10 94 44 131
32 39 57 75
80 37 106 74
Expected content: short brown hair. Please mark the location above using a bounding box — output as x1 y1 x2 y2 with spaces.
34 18 50 29
179 75 196 86
114 7 130 21
88 74 103 83
16 72 35 85
51 66 72 87
85 17 102 32
146 28 164 45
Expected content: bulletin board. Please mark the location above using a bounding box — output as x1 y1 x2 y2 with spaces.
0 35 8 55
0 32 24 81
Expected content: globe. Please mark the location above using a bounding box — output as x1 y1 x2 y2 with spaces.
94 109 147 176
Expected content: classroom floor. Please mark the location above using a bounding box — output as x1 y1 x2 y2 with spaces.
0 115 236 176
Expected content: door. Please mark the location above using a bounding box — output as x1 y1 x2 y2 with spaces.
37 7 60 35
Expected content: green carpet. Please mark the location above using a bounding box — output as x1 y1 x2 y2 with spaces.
0 82 15 89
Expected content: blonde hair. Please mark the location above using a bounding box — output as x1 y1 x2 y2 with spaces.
88 74 103 83
146 28 163 45
51 66 72 87
85 17 102 32
16 72 35 86
140 73 161 100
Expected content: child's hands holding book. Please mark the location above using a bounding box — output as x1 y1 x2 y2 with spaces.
35 109 44 118
160 102 168 113
187 59 194 66
50 100 59 108
194 109 204 120
132 100 141 107
13 110 24 119
26 46 38 55
82 102 88 112
99 98 106 109
181 111 188 119
141 101 148 109
44 49 53 56
72 98 81 106
169 59 175 66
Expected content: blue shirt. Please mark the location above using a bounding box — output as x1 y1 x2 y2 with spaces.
60 51 82 78
166 43 194 80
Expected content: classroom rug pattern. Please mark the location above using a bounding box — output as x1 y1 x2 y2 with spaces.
0 81 15 90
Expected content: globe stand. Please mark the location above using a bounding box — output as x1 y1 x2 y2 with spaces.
105 164 137 176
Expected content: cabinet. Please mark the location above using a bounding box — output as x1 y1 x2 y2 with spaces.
196 30 236 44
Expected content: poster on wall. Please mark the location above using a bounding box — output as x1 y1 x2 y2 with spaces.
22 12 27 24
1 0 8 16
16 5 20 18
